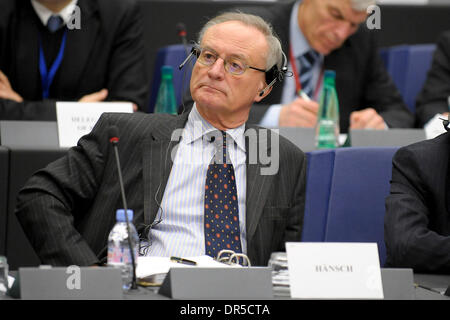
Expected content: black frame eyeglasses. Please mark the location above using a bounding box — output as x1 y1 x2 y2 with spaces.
192 45 266 76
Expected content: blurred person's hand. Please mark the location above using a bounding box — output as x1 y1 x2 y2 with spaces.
79 89 108 102
279 97 319 127
79 89 138 111
0 70 23 102
350 108 386 130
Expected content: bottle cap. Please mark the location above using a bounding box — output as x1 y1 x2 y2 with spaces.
116 209 134 222
324 70 336 79
161 65 174 79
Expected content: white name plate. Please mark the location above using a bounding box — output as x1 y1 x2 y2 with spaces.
286 242 384 299
56 102 133 148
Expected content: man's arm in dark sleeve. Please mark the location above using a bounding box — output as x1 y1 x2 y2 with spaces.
14 114 112 266
283 148 306 244
105 0 148 111
415 31 450 128
384 146 450 272
0 98 56 120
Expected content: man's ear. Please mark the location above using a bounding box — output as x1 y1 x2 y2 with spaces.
254 82 272 102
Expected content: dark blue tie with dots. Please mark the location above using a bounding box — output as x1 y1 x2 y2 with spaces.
204 131 242 258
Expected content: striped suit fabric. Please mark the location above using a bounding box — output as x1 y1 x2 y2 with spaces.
15 109 307 266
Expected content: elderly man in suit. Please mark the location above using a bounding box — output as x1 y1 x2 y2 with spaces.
243 0 414 133
15 12 306 267
385 129 450 273
0 0 147 119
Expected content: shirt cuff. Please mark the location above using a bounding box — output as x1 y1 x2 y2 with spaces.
259 104 282 128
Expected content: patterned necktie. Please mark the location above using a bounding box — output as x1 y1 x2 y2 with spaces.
204 131 242 258
47 15 64 33
297 49 320 97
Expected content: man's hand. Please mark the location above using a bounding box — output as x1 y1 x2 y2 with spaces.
79 89 108 102
279 97 319 127
350 108 386 130
79 89 138 111
0 70 23 102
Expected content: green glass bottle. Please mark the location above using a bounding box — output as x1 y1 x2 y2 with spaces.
315 70 340 149
154 65 177 114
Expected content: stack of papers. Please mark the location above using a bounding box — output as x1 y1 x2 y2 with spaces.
269 252 291 297
0 276 15 294
136 255 240 286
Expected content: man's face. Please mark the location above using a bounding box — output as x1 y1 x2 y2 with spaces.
190 21 269 126
300 0 368 55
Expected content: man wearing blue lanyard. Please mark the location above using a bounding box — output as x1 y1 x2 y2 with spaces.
244 0 414 133
0 0 147 120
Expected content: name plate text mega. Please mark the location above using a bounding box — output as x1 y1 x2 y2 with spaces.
56 102 133 148
286 242 384 299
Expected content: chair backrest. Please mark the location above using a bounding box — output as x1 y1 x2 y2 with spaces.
380 44 436 113
403 44 436 112
323 147 398 267
148 44 193 113
302 149 336 242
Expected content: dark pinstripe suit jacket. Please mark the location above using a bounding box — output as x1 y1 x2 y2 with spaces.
15 110 306 266
385 132 450 273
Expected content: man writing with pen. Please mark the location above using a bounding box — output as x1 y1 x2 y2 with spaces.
242 0 414 133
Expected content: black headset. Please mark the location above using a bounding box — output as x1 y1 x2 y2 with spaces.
259 51 289 97
443 113 450 131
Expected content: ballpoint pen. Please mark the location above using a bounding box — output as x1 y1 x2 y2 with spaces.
298 89 311 102
414 283 443 295
170 256 197 266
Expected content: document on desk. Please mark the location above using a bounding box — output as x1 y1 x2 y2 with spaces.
136 255 240 285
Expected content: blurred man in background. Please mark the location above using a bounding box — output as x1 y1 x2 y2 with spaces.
242 0 414 133
0 0 147 120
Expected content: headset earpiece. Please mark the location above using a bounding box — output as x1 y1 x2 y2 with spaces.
259 51 290 97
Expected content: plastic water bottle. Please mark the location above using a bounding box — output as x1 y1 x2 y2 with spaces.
107 209 139 291
154 65 177 114
315 70 340 149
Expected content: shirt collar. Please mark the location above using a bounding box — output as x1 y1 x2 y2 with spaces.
183 103 246 153
31 0 78 27
290 0 313 58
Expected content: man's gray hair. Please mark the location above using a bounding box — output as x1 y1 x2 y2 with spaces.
197 11 283 72
350 0 376 11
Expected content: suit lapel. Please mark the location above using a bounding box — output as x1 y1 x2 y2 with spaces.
245 125 276 241
142 113 190 225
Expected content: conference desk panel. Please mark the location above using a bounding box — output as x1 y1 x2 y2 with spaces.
0 147 9 255
5 147 68 270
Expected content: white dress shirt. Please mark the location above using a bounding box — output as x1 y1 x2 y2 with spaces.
30 0 78 26
144 104 247 257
